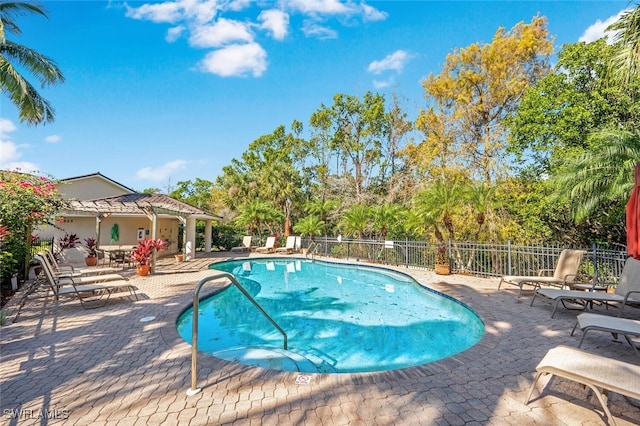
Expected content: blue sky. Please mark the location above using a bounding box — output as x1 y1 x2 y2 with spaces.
0 0 631 192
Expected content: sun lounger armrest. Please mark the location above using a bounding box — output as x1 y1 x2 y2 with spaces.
619 290 640 316
537 269 554 277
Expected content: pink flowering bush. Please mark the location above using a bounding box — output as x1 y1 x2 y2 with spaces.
0 171 66 300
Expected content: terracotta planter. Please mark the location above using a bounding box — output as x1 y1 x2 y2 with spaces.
175 254 184 263
137 265 150 276
85 256 98 267
434 263 451 275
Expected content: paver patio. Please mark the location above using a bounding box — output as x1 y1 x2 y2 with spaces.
1 252 639 425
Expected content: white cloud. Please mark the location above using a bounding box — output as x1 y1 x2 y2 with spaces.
197 42 267 77
166 25 186 42
125 0 388 76
135 160 187 181
368 50 412 74
0 119 39 173
302 21 337 39
125 0 220 24
372 78 394 89
283 0 351 15
579 9 628 44
258 9 289 40
125 1 184 23
361 3 388 22
0 118 17 138
189 18 254 48
44 134 61 143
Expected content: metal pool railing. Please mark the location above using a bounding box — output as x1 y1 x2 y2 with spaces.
187 272 287 396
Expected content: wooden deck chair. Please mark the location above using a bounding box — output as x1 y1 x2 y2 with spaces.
255 237 276 253
526 345 640 426
275 236 297 254
35 256 138 308
530 256 640 317
498 249 586 298
231 236 253 252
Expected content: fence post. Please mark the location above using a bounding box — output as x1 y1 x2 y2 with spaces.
592 242 599 284
507 240 512 276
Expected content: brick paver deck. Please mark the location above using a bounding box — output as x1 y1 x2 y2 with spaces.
1 252 639 425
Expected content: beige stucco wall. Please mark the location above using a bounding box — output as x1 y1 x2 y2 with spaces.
56 176 132 201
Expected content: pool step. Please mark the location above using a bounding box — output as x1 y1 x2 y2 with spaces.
212 347 336 373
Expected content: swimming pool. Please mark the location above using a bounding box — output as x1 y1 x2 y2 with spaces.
176 258 484 373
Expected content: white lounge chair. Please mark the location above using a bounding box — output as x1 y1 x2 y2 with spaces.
35 254 124 285
530 256 640 317
571 313 640 356
231 236 253 253
498 249 586 298
525 345 640 426
35 256 138 308
41 251 120 277
255 237 276 253
275 236 297 254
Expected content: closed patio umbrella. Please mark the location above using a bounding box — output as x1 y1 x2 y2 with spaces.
110 223 119 244
626 162 640 259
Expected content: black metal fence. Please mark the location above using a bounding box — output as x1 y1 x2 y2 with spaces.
290 237 628 285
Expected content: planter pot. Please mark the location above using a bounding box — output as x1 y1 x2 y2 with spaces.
435 263 451 275
137 265 150 276
85 256 98 267
175 254 184 263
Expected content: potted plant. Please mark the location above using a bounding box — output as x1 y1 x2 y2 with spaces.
130 239 168 276
435 244 450 275
84 237 98 266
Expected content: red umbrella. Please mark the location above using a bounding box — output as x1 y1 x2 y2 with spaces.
626 162 640 259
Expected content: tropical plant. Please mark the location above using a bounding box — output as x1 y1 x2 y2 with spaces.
338 203 370 239
293 215 325 242
0 1 65 125
84 237 97 258
59 233 80 249
608 4 640 85
130 239 168 267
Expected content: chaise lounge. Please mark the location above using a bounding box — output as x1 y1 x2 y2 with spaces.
526 345 640 426
530 256 640 317
498 249 586 298
571 312 640 356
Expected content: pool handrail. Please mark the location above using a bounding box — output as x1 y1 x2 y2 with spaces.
187 272 288 396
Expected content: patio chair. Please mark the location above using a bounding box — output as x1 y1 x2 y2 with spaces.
275 236 297 254
530 256 640 317
525 345 640 426
231 236 253 253
34 254 126 288
108 249 133 268
498 249 586 298
33 254 123 285
255 237 276 253
34 256 138 308
41 250 119 277
571 313 640 356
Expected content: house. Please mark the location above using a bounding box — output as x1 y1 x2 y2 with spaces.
38 173 221 263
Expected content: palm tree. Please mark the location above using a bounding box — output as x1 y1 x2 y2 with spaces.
608 4 640 85
552 129 640 223
293 215 324 243
0 1 64 125
338 203 370 239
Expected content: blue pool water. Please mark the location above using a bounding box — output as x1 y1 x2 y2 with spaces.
176 258 484 373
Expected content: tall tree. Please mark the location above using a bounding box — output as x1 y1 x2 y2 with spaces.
0 1 64 125
311 92 387 202
608 4 640 85
410 16 553 184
